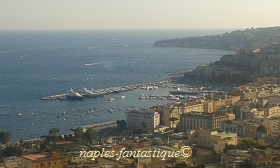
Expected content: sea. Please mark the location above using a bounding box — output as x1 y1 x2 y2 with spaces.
0 29 235 141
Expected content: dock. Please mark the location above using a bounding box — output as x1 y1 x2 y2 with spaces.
81 121 117 129
40 80 173 101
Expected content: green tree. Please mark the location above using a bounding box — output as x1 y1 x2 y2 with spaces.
74 127 84 138
141 121 148 133
83 128 98 145
0 131 11 144
1 146 22 157
116 120 126 131
48 128 60 136
45 128 60 144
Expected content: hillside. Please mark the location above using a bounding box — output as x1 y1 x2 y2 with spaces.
154 27 280 51
157 27 280 85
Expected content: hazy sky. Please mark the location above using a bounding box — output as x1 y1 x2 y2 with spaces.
0 0 279 30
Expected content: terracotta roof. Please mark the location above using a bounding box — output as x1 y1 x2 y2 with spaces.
21 152 63 161
22 153 51 161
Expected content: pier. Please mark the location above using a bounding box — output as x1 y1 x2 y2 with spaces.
40 80 173 100
80 121 117 129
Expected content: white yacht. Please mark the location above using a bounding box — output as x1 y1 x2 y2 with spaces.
80 88 99 97
66 88 84 100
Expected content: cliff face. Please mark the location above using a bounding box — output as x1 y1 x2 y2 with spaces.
154 27 280 51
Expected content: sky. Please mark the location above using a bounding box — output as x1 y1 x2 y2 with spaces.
0 0 279 30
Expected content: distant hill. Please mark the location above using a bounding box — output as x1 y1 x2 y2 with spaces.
156 26 280 86
154 26 280 51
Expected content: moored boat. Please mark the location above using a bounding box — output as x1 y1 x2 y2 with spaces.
66 88 84 100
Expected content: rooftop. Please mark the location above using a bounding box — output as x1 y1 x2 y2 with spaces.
22 153 52 161
181 112 228 117
21 152 63 161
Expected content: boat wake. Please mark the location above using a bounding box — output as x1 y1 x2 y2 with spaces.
85 61 117 66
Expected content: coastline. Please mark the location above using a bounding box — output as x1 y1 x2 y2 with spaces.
0 30 235 142
8 77 230 144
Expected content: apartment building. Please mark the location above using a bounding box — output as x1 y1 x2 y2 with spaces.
180 112 229 131
20 152 68 168
185 129 237 153
126 110 160 132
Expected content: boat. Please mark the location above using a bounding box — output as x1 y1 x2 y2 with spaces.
139 94 146 99
107 108 114 113
120 95 125 99
17 113 22 116
79 88 100 97
66 88 84 100
109 98 115 102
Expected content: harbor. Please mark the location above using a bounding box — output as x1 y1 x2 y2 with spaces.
0 29 232 142
40 80 176 101
40 79 223 102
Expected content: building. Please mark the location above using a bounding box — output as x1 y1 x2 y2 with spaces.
20 152 68 168
263 117 280 134
180 102 204 114
221 120 243 136
3 157 19 168
222 119 264 138
126 110 160 132
185 129 237 153
203 102 215 113
180 112 229 131
264 105 280 117
221 150 250 167
160 105 180 128
159 102 203 128
222 148 280 168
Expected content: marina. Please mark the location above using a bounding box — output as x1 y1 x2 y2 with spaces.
40 80 175 101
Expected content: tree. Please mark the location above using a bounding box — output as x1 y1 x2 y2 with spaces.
83 128 98 145
239 160 256 168
45 128 60 144
74 127 84 138
256 125 267 134
116 120 126 131
0 131 11 144
1 146 22 157
141 121 148 133
49 128 60 136
169 117 178 128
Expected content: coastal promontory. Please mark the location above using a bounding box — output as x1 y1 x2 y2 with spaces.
155 27 280 85
154 26 280 51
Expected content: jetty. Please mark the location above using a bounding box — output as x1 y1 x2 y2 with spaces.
81 121 117 129
69 121 117 132
40 80 172 101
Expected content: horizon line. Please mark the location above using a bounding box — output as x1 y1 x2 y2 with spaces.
0 27 247 31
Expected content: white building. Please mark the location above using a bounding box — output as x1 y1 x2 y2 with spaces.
126 110 160 132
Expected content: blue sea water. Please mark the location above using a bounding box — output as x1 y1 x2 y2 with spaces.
0 29 234 141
